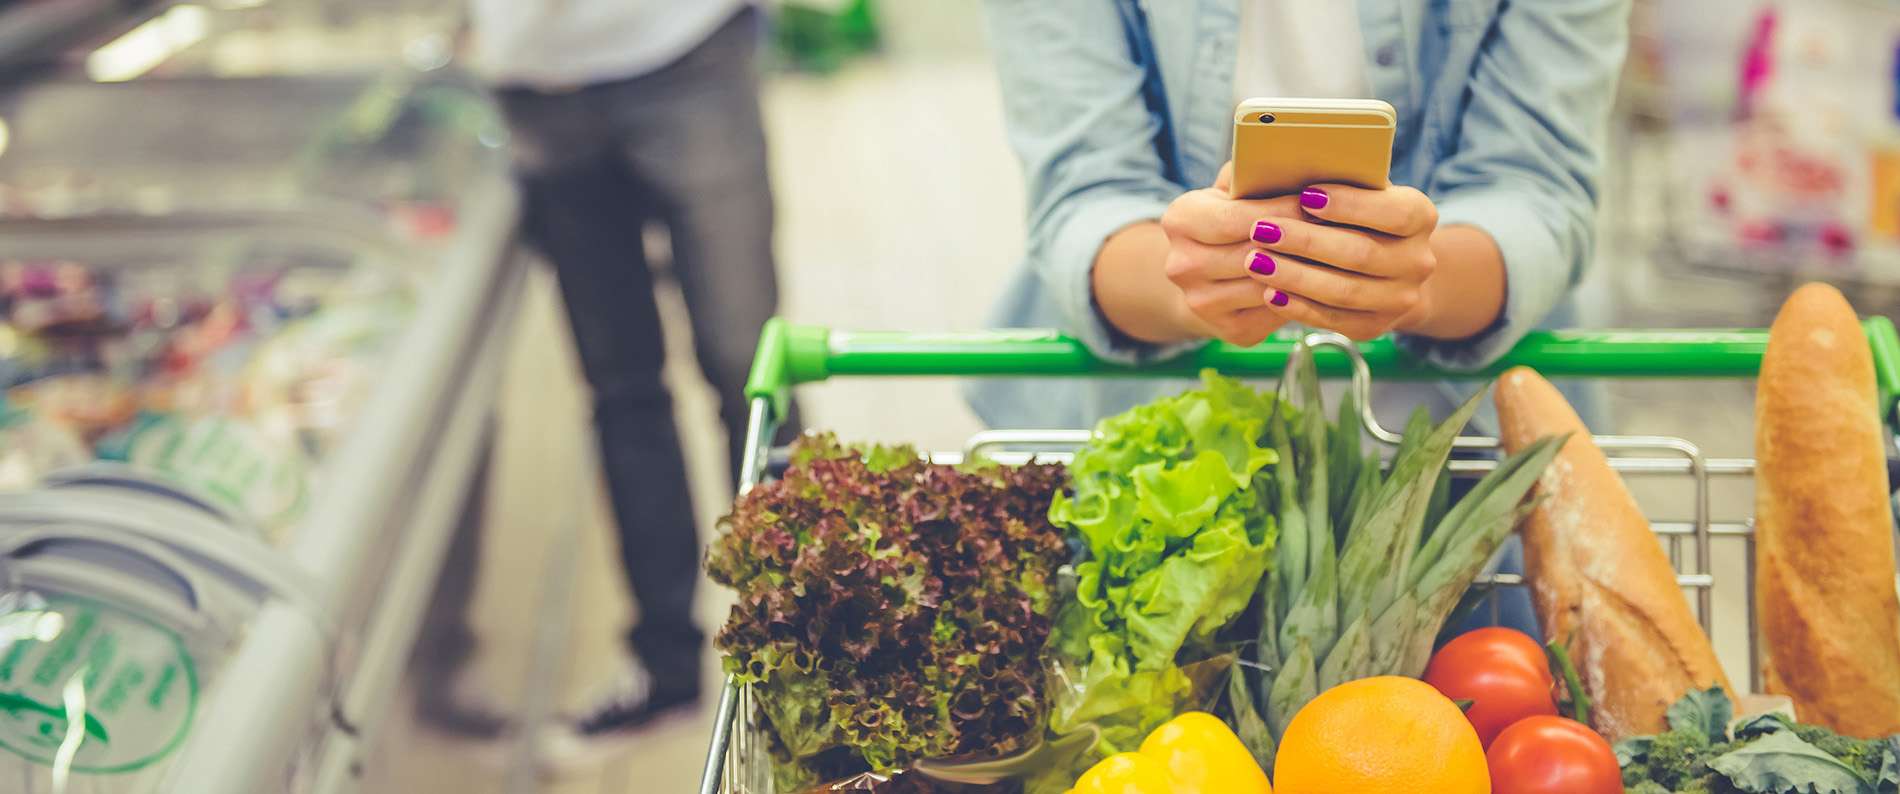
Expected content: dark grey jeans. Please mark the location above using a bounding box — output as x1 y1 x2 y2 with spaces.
471 7 792 691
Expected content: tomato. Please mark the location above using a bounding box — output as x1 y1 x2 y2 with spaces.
1486 716 1623 794
1422 627 1558 747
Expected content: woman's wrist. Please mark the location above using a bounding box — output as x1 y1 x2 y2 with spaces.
1393 224 1508 341
1092 221 1208 344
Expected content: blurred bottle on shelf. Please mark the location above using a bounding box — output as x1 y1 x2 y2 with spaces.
1870 41 1900 243
1708 2 1866 260
773 0 879 74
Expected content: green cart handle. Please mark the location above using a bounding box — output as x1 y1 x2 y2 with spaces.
744 317 1900 427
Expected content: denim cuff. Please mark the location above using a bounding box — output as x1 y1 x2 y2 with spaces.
1394 187 1575 371
1043 191 1199 365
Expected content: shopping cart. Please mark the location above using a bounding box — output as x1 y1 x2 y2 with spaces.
698 317 1900 794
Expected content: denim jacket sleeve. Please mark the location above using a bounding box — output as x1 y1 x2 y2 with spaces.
1402 0 1632 369
980 0 1187 362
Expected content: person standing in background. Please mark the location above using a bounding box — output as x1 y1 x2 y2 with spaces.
455 0 796 756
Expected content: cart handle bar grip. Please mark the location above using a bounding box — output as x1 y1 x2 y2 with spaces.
743 317 1900 426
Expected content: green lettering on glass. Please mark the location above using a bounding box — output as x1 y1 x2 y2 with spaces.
0 639 29 682
98 664 144 715
146 663 176 710
149 423 188 470
187 421 227 464
81 632 117 691
31 610 95 688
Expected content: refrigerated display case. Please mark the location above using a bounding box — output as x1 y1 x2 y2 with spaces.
0 0 525 789
0 212 521 794
0 0 146 74
0 74 499 225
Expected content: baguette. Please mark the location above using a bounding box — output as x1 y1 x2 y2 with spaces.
1755 282 1900 737
1496 366 1733 741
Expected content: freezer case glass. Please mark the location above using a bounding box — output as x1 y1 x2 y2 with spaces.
0 496 325 794
0 220 419 540
0 71 507 242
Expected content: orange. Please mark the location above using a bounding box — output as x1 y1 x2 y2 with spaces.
1271 676 1490 794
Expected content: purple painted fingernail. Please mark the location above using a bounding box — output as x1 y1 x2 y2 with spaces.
1247 251 1275 276
1270 290 1291 307
1252 221 1282 244
1301 188 1329 210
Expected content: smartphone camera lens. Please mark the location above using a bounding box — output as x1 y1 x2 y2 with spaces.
1257 113 1276 124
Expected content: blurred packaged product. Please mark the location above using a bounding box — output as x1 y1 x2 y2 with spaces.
773 0 879 73
7 374 139 441
97 414 312 540
1709 3 1867 258
0 250 409 536
239 294 413 455
1868 43 1900 243
0 406 88 491
1643 0 1900 286
0 260 110 335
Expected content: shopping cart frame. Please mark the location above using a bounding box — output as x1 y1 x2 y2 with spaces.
699 317 1900 794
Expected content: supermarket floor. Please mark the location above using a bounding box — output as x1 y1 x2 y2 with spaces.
358 7 1786 793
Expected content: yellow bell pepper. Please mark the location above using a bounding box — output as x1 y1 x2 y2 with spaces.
1065 712 1273 794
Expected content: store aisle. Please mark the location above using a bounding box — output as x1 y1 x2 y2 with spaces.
561 44 1029 793
364 14 1025 792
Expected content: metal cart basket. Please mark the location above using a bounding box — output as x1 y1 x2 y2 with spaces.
699 317 1900 794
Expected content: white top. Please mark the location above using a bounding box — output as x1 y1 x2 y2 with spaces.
467 0 750 88
1233 1 1371 103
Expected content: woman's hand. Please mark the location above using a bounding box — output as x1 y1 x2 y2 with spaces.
1157 164 1443 345
1106 163 1496 347
1244 182 1440 341
1154 184 1304 346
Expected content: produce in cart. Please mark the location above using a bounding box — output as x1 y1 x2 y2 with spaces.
1232 356 1564 756
1754 283 1900 738
706 434 1069 790
1065 712 1271 794
1422 627 1561 748
1618 687 1900 793
698 295 1900 793
1486 715 1622 794
1037 358 1563 789
1496 365 1734 740
1270 676 1489 793
1038 371 1280 782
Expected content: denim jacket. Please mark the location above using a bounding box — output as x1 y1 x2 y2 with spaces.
968 0 1629 429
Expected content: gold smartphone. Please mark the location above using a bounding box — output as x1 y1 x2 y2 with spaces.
1230 97 1396 199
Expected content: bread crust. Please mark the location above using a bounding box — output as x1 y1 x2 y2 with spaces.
1755 282 1900 738
1496 366 1733 740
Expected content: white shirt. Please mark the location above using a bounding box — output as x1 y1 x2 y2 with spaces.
468 0 750 89
1233 2 1371 103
